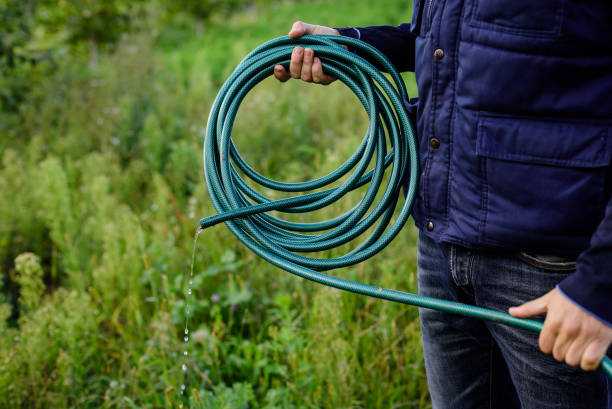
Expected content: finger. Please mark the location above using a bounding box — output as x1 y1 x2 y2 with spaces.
539 312 562 354
289 21 312 38
551 321 580 362
289 47 304 79
301 48 314 82
580 341 607 371
565 331 590 367
312 57 336 84
509 294 549 318
274 65 290 82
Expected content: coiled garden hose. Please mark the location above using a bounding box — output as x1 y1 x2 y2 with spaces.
200 34 612 379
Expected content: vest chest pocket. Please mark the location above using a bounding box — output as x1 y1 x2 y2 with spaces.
469 0 566 38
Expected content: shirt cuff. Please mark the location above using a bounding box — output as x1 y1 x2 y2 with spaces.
336 26 361 40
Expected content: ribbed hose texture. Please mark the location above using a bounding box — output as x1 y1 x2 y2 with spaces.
200 35 612 379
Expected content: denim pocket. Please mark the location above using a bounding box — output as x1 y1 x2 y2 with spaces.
476 112 612 252
516 252 576 272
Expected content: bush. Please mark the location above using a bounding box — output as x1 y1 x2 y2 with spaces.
0 0 428 407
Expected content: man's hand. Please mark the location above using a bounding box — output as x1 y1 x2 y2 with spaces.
273 21 338 84
509 288 612 371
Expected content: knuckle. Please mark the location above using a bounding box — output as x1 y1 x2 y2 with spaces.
546 320 562 333
586 346 603 361
581 360 596 371
564 322 580 337
565 354 579 366
539 338 552 354
548 315 562 327
581 355 599 370
552 346 564 362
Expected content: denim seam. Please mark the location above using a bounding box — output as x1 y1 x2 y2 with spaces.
462 251 475 297
488 339 494 409
478 137 489 245
450 245 456 284
467 252 476 287
516 252 576 271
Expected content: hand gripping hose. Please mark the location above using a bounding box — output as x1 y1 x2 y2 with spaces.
200 34 612 379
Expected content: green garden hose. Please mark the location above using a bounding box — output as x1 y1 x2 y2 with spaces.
200 34 612 379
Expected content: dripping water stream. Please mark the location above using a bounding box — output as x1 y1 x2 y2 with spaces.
179 227 203 408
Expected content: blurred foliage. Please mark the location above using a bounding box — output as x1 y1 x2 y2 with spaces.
35 0 138 47
0 0 266 115
0 0 41 113
0 0 427 407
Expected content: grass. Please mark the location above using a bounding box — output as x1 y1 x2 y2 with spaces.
0 0 428 407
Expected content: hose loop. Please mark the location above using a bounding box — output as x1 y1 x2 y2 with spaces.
200 35 612 379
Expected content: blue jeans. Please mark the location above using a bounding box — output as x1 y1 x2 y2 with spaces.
417 231 611 409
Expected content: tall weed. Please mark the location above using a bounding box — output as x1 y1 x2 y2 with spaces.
0 0 429 407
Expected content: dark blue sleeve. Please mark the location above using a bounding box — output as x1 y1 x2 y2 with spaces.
335 24 416 72
558 197 612 326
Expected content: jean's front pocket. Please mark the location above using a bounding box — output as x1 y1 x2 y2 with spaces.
476 112 612 253
516 252 576 272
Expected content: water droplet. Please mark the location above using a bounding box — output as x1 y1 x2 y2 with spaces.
184 350 188 356
189 279 193 285
184 328 189 335
182 364 187 371
179 404 183 408
181 384 186 390
184 336 188 342
188 289 192 295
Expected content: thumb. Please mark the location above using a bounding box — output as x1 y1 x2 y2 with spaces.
508 290 553 318
289 21 312 38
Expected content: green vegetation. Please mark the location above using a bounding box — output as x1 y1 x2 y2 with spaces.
0 0 427 407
